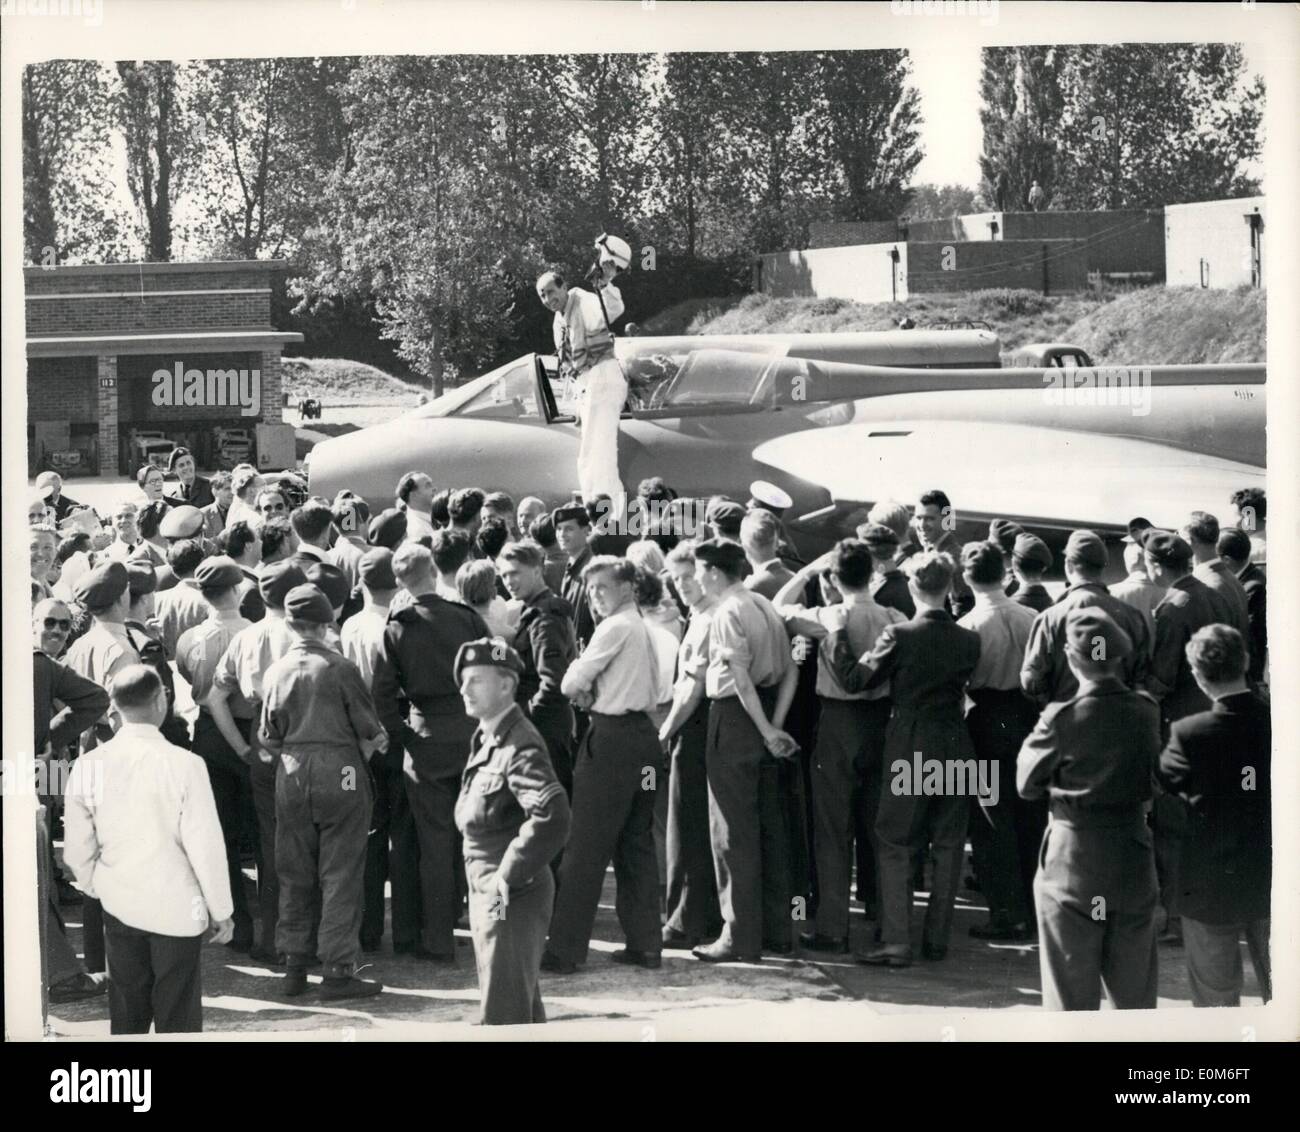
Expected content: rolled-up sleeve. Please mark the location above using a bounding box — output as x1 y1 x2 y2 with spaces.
561 616 630 697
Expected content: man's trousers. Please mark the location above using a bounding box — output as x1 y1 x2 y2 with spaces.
547 711 664 965
193 711 257 947
249 751 282 954
275 745 372 975
467 858 555 1025
576 357 628 503
875 762 969 953
403 762 466 958
103 910 203 1034
665 700 721 941
965 688 1038 927
1034 817 1159 1010
1181 917 1271 1006
362 750 421 949
810 698 890 941
705 691 795 956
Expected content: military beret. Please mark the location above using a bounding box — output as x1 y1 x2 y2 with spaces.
367 508 408 549
988 519 1025 555
1064 529 1108 570
1122 515 1155 545
359 547 397 590
1064 605 1133 662
305 562 350 610
283 583 334 625
259 561 308 608
194 555 243 591
160 504 205 540
1012 533 1053 571
961 540 1004 575
859 522 900 548
125 559 158 597
705 498 746 526
748 480 793 513
1143 530 1193 568
551 503 589 527
73 560 129 610
453 637 525 684
154 564 179 592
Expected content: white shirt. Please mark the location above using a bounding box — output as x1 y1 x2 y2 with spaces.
63 722 233 936
404 508 436 543
561 603 663 714
646 618 678 707
340 605 390 688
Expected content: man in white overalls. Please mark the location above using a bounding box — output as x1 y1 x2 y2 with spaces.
536 235 632 513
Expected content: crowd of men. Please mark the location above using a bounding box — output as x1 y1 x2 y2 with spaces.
28 457 1271 1029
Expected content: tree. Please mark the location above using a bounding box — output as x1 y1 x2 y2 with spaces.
1053 44 1263 209
22 61 131 264
903 183 979 221
115 61 188 261
810 50 924 223
976 47 1063 212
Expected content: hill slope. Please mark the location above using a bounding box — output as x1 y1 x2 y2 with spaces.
643 287 1265 365
281 357 427 406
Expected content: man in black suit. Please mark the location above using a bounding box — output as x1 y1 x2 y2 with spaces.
1158 625 1270 1006
36 471 83 524
166 447 215 509
828 552 982 967
552 504 596 650
1217 529 1267 687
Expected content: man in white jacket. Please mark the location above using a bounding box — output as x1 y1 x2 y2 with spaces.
64 664 234 1033
537 235 632 507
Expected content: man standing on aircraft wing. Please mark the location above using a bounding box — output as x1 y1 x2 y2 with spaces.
536 235 631 509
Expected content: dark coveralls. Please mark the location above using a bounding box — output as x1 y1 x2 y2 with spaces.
372 594 488 957
512 587 578 798
260 639 386 976
456 704 571 1024
829 609 981 955
1017 677 1161 1010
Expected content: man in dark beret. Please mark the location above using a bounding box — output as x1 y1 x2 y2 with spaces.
260 584 388 1000
454 638 571 1024
205 560 308 964
160 504 207 544
1017 605 1161 1011
367 507 408 551
176 556 256 952
1009 533 1053 614
858 522 915 618
1021 529 1152 706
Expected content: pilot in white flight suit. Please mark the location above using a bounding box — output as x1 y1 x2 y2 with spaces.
536 235 632 511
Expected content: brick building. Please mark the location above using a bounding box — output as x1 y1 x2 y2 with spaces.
25 260 303 478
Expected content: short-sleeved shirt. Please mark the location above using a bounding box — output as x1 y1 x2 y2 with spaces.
779 596 905 701
958 590 1037 692
212 613 297 716
155 578 211 657
706 585 791 699
340 604 390 689
176 608 251 706
64 620 140 725
673 598 717 699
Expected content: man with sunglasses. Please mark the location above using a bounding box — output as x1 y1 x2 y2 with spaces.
33 600 111 1005
256 487 290 522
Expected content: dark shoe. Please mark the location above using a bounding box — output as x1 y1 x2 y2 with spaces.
969 920 1034 942
227 936 254 954
248 946 283 966
856 944 912 968
662 925 697 948
49 973 108 1004
320 975 383 1001
540 951 578 975
692 940 761 964
610 948 662 969
414 948 456 964
799 932 848 954
921 943 948 961
281 967 310 997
